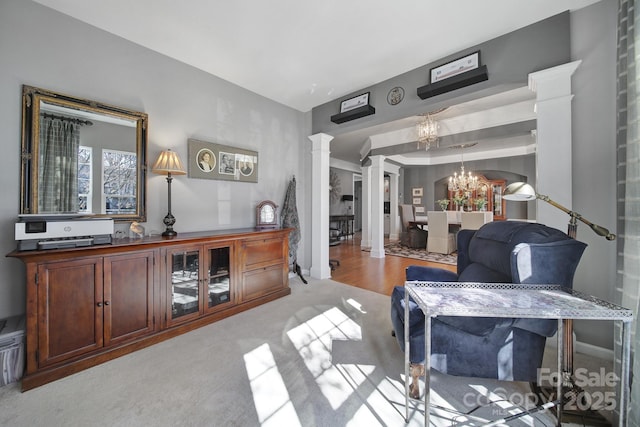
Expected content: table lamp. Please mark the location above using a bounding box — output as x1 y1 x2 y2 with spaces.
152 149 186 237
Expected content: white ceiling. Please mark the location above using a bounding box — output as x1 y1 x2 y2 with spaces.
33 0 599 113
32 0 600 166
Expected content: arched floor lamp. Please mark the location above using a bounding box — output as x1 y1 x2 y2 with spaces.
503 182 615 240
503 182 615 420
152 149 186 237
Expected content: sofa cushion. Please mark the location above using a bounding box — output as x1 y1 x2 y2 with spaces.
457 262 511 283
466 221 575 279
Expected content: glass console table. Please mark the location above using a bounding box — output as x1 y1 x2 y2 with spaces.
403 281 633 426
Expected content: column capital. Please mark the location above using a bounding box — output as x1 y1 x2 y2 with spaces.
308 133 334 150
528 60 581 100
369 154 386 167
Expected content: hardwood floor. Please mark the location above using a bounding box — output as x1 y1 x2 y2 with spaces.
328 233 456 296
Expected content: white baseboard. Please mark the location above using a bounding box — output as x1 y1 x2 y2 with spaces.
546 332 614 361
575 341 614 361
289 268 311 279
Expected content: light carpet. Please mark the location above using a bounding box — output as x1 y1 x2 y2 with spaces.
0 277 608 426
384 242 458 266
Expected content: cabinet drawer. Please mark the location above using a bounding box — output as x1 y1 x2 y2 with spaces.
242 238 284 269
241 264 286 302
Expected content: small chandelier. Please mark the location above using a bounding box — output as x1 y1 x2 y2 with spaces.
448 146 478 194
416 113 438 150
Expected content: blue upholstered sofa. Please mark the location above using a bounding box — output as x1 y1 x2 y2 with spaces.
390 221 587 396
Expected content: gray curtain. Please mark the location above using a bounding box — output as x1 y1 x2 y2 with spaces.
281 176 301 265
616 0 640 425
38 116 80 212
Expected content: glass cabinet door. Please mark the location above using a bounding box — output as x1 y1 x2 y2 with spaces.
205 246 232 310
170 249 201 320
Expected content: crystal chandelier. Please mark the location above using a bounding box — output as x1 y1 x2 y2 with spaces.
416 113 438 150
448 149 478 195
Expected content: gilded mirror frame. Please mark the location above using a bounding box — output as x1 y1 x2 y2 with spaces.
20 85 148 222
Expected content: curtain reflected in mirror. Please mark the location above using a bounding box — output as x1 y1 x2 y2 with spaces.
38 114 87 212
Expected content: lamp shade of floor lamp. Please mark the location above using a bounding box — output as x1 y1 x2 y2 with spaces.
152 149 186 237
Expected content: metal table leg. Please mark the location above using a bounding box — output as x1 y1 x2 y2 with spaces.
404 290 410 423
557 319 564 427
620 320 631 427
424 315 431 426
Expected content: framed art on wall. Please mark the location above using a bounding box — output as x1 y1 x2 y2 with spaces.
412 187 423 197
430 51 480 84
340 92 370 113
188 138 258 182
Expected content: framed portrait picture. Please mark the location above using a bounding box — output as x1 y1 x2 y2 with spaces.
412 187 423 197
188 139 258 182
413 197 422 205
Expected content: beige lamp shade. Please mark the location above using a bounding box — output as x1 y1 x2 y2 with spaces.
503 182 537 201
152 149 186 175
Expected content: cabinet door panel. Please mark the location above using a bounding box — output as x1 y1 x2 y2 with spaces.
37 258 103 367
205 244 234 312
104 251 154 346
167 247 202 325
242 238 284 269
241 264 286 302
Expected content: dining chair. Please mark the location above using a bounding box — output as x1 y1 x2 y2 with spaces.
399 204 427 248
426 211 456 254
460 211 493 230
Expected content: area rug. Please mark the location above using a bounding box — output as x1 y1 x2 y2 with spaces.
383 241 457 265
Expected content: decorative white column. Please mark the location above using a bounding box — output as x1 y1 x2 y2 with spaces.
308 133 333 279
360 165 371 249
528 60 581 232
388 172 399 240
369 155 385 258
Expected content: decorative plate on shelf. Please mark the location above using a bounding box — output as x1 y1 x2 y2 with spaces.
387 87 405 105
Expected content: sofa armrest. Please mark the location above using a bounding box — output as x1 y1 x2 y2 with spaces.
406 265 458 282
511 240 587 287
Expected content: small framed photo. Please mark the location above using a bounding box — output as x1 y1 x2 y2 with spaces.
414 206 425 214
430 51 480 84
413 197 422 205
218 151 236 175
340 92 370 113
412 187 423 197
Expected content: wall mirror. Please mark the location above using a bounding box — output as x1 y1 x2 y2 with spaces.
20 85 148 222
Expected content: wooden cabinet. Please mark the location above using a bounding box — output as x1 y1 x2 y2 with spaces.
8 228 290 391
35 251 154 368
447 175 506 220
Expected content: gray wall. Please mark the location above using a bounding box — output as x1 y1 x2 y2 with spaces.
570 0 618 350
329 167 355 215
0 1 310 319
312 12 571 138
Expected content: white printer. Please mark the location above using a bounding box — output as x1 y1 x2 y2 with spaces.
15 214 114 251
